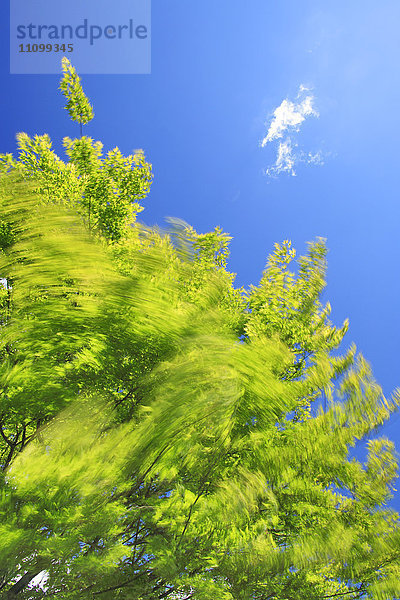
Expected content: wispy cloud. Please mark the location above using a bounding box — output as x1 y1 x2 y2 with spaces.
266 139 296 177
261 86 323 177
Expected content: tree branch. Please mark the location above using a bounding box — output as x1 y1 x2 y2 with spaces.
6 571 42 598
0 423 14 447
322 584 366 599
92 569 155 596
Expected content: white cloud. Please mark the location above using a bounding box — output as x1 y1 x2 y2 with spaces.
298 84 311 94
261 95 318 146
261 86 323 177
307 150 324 165
266 139 296 177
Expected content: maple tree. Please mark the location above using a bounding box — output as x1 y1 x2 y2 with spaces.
0 60 399 600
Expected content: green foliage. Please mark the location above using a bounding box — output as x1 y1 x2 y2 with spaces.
0 61 399 600
2 107 152 243
59 57 94 126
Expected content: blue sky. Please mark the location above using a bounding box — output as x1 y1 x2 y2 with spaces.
1 1 400 503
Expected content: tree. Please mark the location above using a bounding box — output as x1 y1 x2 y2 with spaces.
0 60 400 600
59 57 94 136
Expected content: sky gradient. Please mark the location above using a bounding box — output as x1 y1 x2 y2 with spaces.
1 1 400 504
